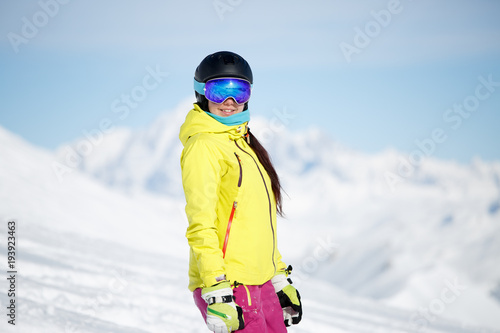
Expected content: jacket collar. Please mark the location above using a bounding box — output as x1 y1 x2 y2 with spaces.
179 104 248 146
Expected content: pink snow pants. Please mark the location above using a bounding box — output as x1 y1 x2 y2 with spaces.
193 280 287 333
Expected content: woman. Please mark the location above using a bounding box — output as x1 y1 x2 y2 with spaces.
179 51 302 333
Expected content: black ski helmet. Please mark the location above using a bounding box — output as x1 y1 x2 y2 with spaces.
194 51 253 111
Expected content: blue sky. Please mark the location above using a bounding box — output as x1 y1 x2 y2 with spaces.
1 0 499 163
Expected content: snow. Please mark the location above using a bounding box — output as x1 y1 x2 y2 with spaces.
1 99 500 332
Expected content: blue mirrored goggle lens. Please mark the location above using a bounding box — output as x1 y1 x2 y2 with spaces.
204 78 252 104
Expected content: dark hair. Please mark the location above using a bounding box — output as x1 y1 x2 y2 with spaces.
247 129 284 217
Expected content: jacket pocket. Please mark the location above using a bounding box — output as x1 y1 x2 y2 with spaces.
234 153 242 187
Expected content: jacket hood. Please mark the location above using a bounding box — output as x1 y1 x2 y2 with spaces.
179 103 248 146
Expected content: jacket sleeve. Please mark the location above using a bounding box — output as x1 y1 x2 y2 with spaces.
181 136 226 288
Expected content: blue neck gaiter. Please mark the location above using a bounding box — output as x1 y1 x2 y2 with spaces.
206 110 250 126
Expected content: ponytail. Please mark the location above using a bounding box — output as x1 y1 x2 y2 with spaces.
247 129 284 217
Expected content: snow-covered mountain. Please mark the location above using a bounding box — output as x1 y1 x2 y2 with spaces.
1 99 500 332
52 101 188 198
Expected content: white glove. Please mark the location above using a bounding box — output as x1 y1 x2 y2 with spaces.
201 282 244 332
271 266 303 327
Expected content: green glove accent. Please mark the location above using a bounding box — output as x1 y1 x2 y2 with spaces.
202 282 244 333
282 284 301 307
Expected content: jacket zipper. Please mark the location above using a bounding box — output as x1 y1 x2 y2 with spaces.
234 141 276 272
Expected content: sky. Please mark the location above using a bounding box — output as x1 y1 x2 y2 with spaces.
1 0 499 163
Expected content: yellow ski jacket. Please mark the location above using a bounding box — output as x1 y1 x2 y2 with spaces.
179 104 287 291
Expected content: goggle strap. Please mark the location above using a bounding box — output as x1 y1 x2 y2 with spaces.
194 79 205 95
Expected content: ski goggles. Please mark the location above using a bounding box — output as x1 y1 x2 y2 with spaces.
194 77 252 104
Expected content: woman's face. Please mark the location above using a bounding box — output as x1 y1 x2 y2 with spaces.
208 97 245 117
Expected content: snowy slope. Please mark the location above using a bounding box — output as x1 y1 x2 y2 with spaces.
1 99 500 332
0 221 486 333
